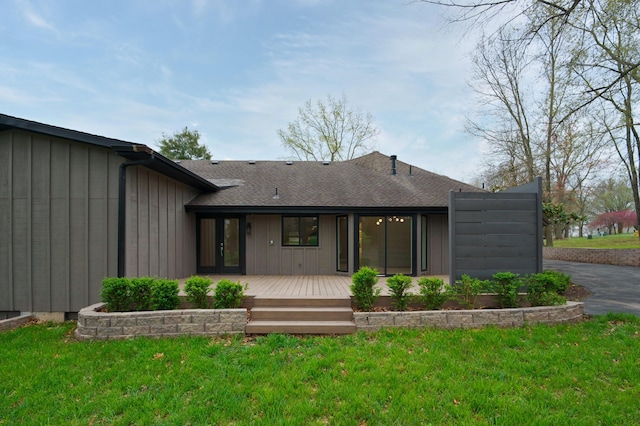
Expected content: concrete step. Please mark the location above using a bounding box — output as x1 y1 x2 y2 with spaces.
252 296 351 308
246 320 356 335
250 306 354 322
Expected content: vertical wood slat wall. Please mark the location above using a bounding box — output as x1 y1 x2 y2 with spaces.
0 129 200 313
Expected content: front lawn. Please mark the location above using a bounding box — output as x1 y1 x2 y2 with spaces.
552 233 640 249
1 315 638 424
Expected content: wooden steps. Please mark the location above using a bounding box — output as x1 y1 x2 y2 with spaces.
246 296 355 335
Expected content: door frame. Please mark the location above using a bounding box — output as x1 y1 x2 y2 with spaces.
196 215 246 274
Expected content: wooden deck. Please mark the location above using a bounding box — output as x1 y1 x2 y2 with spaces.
178 275 449 297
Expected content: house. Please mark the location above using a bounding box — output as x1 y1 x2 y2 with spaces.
1 113 540 319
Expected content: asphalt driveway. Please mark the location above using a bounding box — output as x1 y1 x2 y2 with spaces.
544 259 640 316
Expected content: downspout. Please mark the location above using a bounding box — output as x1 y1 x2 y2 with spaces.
118 155 154 277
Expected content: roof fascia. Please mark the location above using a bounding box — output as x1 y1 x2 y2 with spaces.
1 114 217 192
185 205 448 215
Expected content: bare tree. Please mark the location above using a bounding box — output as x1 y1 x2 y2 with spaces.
277 95 379 162
571 0 640 238
466 30 538 187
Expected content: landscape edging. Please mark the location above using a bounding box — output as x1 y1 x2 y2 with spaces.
75 303 247 340
353 301 584 332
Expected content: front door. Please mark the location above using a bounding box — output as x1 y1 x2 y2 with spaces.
197 216 244 274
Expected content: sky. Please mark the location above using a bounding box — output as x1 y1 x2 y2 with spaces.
1 0 486 182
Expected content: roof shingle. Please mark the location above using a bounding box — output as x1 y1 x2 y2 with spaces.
180 151 483 210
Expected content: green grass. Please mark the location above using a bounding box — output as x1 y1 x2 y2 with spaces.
1 315 639 425
552 233 640 249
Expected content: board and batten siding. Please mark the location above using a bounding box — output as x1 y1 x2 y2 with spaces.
0 129 201 313
245 214 336 275
124 167 199 279
448 178 543 282
423 214 449 276
0 130 119 313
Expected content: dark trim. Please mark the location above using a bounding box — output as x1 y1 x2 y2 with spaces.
185 205 448 215
113 146 217 192
1 114 217 192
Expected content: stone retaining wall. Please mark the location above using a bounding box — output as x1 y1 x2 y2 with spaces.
354 302 584 332
0 314 34 332
75 303 247 340
543 247 640 267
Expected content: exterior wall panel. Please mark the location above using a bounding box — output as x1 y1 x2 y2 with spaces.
0 133 12 310
1 128 202 313
426 215 448 275
124 167 199 280
245 214 336 275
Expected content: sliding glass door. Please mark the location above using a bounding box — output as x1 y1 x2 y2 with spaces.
358 215 413 275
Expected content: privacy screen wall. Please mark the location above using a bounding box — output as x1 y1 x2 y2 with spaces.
448 178 543 283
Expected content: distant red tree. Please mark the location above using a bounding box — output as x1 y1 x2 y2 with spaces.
590 210 637 234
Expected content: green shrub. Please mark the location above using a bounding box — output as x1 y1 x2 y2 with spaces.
490 272 522 308
416 277 449 310
185 276 213 309
350 267 381 311
526 273 567 306
386 274 413 311
450 274 489 309
152 279 180 310
101 277 132 312
213 279 245 309
130 277 155 311
541 270 571 293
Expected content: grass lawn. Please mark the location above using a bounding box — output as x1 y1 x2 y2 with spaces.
1 315 639 425
552 233 640 249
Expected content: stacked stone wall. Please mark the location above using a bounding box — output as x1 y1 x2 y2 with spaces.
354 302 584 332
76 303 246 340
543 248 640 267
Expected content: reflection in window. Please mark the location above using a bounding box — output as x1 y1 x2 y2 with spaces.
359 215 412 275
282 216 319 246
421 215 428 271
337 216 348 271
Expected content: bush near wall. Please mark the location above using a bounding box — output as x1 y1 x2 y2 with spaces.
101 277 180 312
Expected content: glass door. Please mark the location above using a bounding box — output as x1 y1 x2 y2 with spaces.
358 215 413 275
198 216 244 274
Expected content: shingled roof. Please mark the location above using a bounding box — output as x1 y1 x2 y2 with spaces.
180 152 483 212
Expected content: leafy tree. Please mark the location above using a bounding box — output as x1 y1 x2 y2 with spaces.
591 177 634 214
591 210 637 235
157 127 211 160
277 94 379 161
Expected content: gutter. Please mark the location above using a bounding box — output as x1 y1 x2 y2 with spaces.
117 151 154 277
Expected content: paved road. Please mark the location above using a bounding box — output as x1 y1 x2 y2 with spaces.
544 259 640 316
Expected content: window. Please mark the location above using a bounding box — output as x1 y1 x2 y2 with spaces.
421 215 428 271
337 216 348 271
282 216 319 246
358 215 413 275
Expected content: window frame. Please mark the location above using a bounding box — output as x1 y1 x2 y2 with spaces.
281 215 319 247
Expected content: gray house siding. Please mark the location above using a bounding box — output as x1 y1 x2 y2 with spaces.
0 129 202 314
423 214 449 276
0 129 120 313
245 214 336 275
124 167 199 279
